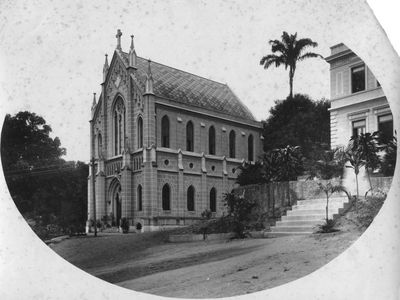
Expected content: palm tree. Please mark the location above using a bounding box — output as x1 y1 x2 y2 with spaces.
260 32 323 98
344 149 365 210
273 145 303 182
316 181 347 221
349 132 381 191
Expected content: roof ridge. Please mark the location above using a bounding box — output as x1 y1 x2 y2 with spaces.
121 51 228 87
225 84 257 121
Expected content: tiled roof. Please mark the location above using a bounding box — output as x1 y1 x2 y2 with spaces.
121 52 256 121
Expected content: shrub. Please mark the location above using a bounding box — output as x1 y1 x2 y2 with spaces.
136 222 142 230
223 190 258 238
96 219 102 229
356 195 386 228
201 209 212 220
120 217 130 233
317 218 338 233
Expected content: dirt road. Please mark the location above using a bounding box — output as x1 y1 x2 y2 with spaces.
51 224 362 298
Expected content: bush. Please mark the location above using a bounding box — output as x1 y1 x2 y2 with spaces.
96 219 102 229
120 217 130 233
317 218 338 233
223 191 258 238
356 195 386 228
201 209 212 220
136 222 142 230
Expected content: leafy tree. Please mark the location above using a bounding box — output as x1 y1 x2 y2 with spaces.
349 132 381 190
316 181 348 221
273 145 303 182
380 136 397 176
236 145 303 186
260 150 279 183
1 111 88 237
262 94 330 160
223 190 258 238
235 161 267 186
260 32 323 98
1 111 66 171
344 149 365 202
307 147 346 180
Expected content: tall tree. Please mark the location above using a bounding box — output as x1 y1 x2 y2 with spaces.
1 111 66 171
260 32 323 98
1 111 88 235
380 136 397 176
262 94 330 160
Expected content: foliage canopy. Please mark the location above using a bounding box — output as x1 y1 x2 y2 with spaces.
262 94 330 160
1 111 88 238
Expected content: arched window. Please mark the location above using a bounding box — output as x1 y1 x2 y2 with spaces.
229 130 236 158
137 185 143 211
98 133 102 157
161 116 170 148
137 116 143 149
162 184 170 211
209 126 216 155
113 97 126 155
248 134 254 161
187 185 195 211
186 121 194 152
210 187 217 212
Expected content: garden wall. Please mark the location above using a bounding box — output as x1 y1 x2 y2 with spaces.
234 177 393 222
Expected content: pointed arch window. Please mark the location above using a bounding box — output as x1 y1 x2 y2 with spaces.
210 187 217 212
114 98 126 155
248 134 254 161
186 121 194 152
209 126 216 155
98 133 103 158
187 185 195 211
137 184 143 211
137 116 143 149
229 130 236 158
162 184 170 211
161 116 170 148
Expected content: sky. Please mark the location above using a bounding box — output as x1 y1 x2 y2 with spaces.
0 0 399 162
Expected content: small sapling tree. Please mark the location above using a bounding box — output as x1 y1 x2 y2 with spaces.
316 181 347 221
344 149 365 207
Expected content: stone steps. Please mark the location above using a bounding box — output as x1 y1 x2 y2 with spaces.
268 197 349 236
281 214 330 221
275 220 322 227
296 197 346 206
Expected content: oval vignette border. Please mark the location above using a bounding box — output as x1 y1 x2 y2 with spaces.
0 1 399 300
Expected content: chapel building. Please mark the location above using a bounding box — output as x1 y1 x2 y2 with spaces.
88 30 263 231
325 43 393 148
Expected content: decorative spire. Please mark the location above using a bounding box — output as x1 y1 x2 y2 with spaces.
130 34 134 50
103 54 109 81
145 59 154 95
129 35 137 69
116 29 122 50
91 93 97 110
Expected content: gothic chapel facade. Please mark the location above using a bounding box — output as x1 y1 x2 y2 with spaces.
88 30 262 231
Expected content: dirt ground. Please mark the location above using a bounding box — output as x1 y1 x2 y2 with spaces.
50 218 365 299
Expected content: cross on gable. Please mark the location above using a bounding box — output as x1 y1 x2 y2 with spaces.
116 29 122 49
